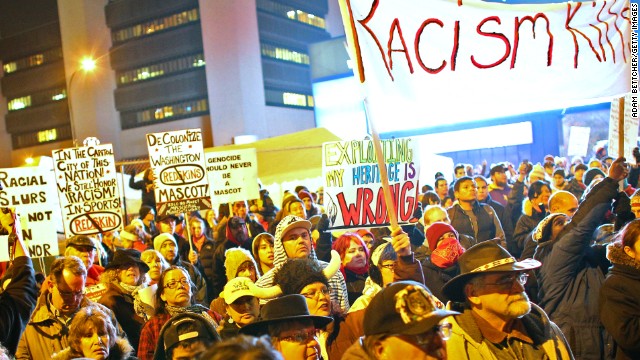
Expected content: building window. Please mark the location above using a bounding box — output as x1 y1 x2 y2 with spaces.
13 126 70 149
260 43 309 65
257 0 325 29
2 48 63 75
37 129 58 143
265 88 314 109
7 88 66 112
112 8 200 44
121 98 209 129
117 53 205 85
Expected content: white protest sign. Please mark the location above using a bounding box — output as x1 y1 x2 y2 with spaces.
567 126 591 157
608 94 639 159
322 138 420 228
0 167 59 261
206 148 259 205
52 144 123 237
338 0 631 132
146 128 211 216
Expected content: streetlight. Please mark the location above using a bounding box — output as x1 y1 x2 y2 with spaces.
67 56 97 146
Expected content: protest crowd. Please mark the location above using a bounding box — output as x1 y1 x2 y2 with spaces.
2 146 640 360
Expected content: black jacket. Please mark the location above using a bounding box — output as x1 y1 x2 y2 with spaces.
421 258 460 304
98 283 145 351
0 256 37 355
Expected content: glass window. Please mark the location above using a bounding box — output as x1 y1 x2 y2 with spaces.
8 96 31 111
256 0 325 29
112 9 200 44
261 44 309 65
8 87 67 111
117 53 205 85
122 98 209 129
265 88 313 109
2 48 63 75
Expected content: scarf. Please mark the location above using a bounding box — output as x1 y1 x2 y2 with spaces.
118 282 139 295
431 237 465 268
165 304 219 329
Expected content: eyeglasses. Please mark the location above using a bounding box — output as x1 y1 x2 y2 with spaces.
394 323 453 345
379 263 394 272
301 287 330 300
164 278 190 289
482 273 529 290
57 287 84 299
276 328 317 344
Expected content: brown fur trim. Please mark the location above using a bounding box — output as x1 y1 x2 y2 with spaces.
607 241 640 270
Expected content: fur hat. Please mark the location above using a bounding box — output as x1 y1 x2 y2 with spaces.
532 213 568 243
224 247 259 282
425 222 458 251
273 258 329 296
154 233 177 251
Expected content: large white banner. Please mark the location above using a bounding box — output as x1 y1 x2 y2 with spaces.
0 167 59 261
147 128 211 216
53 144 123 237
339 0 632 132
322 138 420 228
206 149 260 205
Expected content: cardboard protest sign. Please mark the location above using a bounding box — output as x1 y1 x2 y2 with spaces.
206 148 259 205
147 128 211 216
322 138 420 228
0 167 59 261
608 94 639 159
338 0 631 132
53 144 123 237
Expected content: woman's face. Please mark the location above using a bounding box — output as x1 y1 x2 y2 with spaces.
258 239 274 268
79 325 110 360
380 260 395 287
235 261 257 282
300 282 331 317
160 269 192 307
143 255 163 282
289 202 306 219
205 210 216 224
342 240 367 271
118 266 141 286
226 296 260 327
101 231 114 246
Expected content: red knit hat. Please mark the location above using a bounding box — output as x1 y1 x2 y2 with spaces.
298 190 312 201
425 222 458 251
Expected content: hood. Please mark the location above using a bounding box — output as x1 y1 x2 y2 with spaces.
607 241 640 270
272 226 318 270
52 337 134 360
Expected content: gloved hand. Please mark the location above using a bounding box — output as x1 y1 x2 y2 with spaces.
633 147 640 165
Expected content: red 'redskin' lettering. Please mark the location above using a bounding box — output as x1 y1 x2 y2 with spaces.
605 0 629 63
336 190 362 226
565 2 602 68
399 181 416 222
355 0 394 81
512 14 553 69
361 188 376 224
388 19 414 74
471 16 511 68
415 18 446 74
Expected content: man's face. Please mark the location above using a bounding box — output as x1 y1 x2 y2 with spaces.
145 210 155 222
226 295 259 327
159 219 176 234
230 221 249 244
491 170 507 187
454 180 477 202
556 196 578 218
475 179 489 202
274 320 320 360
375 329 448 360
424 208 449 227
574 169 585 183
282 227 312 259
170 341 207 360
455 168 466 179
553 174 565 187
233 201 248 219
50 269 86 314
159 240 177 262
435 180 448 197
466 272 531 321
67 245 96 269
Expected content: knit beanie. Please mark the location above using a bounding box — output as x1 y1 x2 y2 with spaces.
298 190 312 201
425 222 458 251
583 168 605 187
529 164 545 180
224 247 259 281
154 233 177 251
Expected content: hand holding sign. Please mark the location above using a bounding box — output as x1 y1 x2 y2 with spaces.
390 226 411 257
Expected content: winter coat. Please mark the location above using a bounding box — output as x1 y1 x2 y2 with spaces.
255 225 350 311
325 309 365 360
195 236 217 302
446 304 573 360
16 291 121 360
0 256 37 356
98 283 146 351
447 201 505 245
565 177 586 200
342 338 372 360
534 177 617 360
421 258 460 304
344 268 367 307
52 337 136 360
512 199 547 259
599 241 640 360
480 195 515 253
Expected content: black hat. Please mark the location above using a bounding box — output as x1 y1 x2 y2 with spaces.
157 213 179 223
490 163 507 176
583 167 605 187
442 242 541 302
66 235 97 250
553 168 566 178
239 294 332 336
105 248 150 273
364 280 459 336
154 313 221 360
